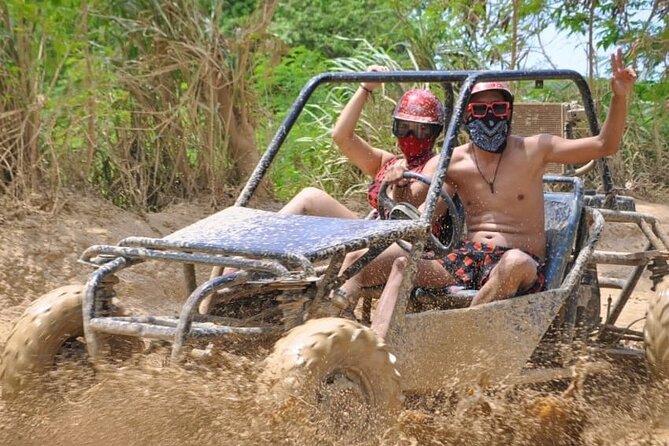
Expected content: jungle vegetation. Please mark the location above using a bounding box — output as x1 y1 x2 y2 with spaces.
1 0 667 209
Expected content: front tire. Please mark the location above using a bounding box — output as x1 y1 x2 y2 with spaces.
644 287 669 380
261 317 401 439
1 285 141 398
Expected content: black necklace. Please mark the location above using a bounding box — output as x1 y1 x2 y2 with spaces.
471 142 503 194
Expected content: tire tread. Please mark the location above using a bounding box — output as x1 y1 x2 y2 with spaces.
1 285 84 397
645 288 669 379
262 317 401 412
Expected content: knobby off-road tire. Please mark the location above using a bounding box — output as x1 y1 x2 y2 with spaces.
644 287 669 380
1 285 140 398
261 317 402 439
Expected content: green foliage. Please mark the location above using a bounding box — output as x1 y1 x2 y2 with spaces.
385 0 548 69
550 0 667 79
270 0 395 58
1 0 281 207
254 46 329 114
217 0 258 33
0 0 667 207
546 0 668 196
616 80 669 196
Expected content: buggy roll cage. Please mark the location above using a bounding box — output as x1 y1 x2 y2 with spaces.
236 70 616 216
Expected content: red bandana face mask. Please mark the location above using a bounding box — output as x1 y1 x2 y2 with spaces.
398 136 434 168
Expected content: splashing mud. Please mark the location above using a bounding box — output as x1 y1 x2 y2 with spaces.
0 354 666 445
0 193 668 445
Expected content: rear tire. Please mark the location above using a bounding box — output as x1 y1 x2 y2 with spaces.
261 317 401 439
644 287 669 380
1 285 141 398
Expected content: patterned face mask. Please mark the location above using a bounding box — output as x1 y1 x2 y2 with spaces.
464 111 511 154
397 136 435 167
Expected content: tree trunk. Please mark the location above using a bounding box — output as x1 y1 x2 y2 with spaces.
82 1 97 182
214 76 261 186
587 0 596 85
511 0 520 70
210 0 279 201
16 18 40 192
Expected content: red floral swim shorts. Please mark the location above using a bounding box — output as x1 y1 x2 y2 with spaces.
437 240 545 294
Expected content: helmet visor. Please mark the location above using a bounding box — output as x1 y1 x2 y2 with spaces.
392 120 442 140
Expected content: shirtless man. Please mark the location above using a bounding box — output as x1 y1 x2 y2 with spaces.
334 48 637 309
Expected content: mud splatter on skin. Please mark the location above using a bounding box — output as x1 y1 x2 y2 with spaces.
0 193 668 445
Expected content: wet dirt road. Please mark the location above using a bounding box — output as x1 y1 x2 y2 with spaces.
0 193 667 445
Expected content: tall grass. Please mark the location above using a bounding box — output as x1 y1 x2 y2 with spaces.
1 2 666 210
614 90 669 200
0 0 278 210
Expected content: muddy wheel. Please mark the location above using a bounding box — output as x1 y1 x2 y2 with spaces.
260 317 401 439
0 285 142 398
644 288 669 380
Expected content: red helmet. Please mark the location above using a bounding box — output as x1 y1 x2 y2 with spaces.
471 81 514 104
392 89 445 124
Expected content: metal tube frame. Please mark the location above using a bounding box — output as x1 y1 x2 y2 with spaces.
230 70 606 339
81 69 669 365
234 69 607 217
592 206 669 340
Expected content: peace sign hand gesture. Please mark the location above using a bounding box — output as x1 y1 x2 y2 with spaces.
610 47 637 98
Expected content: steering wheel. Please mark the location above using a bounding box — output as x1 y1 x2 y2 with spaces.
377 171 464 258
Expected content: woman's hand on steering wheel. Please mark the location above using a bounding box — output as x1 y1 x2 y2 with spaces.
378 171 463 257
383 159 410 188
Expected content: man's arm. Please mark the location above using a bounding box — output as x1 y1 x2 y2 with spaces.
541 48 637 165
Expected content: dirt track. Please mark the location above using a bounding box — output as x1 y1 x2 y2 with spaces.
0 191 667 445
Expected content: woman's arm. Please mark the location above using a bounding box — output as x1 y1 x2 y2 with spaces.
332 65 395 177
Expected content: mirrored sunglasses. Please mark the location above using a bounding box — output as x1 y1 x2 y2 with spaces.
466 101 511 118
392 120 442 140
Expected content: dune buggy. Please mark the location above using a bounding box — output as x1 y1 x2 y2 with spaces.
2 69 668 430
